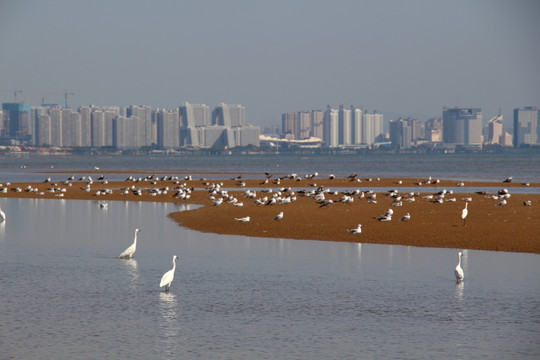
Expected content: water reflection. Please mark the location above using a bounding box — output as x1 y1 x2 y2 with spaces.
0 220 5 240
120 258 139 289
158 291 180 356
356 243 362 264
455 280 465 301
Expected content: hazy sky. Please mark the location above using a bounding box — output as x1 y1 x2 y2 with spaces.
1 0 539 127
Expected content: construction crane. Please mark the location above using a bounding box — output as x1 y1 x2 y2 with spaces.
0 89 22 102
64 90 74 108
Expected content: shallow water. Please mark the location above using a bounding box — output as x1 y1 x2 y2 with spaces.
1 152 539 183
0 198 538 359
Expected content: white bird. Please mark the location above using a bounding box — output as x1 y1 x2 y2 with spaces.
160 255 179 291
274 212 284 221
348 224 362 234
496 199 507 206
454 251 464 281
461 202 468 226
235 216 250 222
0 207 5 222
119 228 141 258
400 213 411 221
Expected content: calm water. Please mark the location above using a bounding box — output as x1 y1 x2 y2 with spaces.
0 152 539 183
0 198 539 359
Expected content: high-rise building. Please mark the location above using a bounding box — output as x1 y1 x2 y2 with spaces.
425 118 443 143
127 105 155 146
390 118 412 149
213 103 245 127
79 106 92 147
311 110 323 139
323 106 339 147
351 106 362 145
442 107 482 148
1 103 30 140
486 114 503 145
297 111 312 139
91 110 106 147
156 109 180 149
362 111 384 146
180 102 210 128
281 112 296 137
36 114 51 146
50 108 63 147
338 104 352 145
513 107 539 147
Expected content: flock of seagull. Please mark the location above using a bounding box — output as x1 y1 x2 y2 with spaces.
0 171 533 286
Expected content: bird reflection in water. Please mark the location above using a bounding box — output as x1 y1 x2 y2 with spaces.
159 291 181 354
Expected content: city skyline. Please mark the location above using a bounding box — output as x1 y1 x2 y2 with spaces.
1 1 539 128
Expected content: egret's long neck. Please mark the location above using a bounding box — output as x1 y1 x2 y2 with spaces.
458 253 462 266
172 258 177 270
134 231 138 245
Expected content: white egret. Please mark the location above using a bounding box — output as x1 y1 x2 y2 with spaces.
160 255 179 291
119 228 141 258
461 203 468 226
454 251 464 282
0 207 5 222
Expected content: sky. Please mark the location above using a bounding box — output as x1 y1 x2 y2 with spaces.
0 0 539 128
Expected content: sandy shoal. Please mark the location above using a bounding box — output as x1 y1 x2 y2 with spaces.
1 176 539 254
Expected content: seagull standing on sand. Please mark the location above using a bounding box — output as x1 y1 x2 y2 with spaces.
400 213 411 221
119 228 141 258
454 251 464 282
274 212 284 221
235 216 250 222
461 203 468 226
348 224 362 234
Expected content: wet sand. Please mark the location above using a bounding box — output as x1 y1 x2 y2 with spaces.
1 175 539 254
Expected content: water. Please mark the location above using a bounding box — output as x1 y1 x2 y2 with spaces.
0 197 539 359
1 152 539 183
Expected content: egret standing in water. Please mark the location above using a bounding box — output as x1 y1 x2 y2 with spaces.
160 255 179 291
461 203 468 226
119 228 141 258
454 251 464 282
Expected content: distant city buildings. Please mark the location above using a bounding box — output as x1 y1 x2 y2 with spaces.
1 102 259 150
2 99 538 151
513 106 539 147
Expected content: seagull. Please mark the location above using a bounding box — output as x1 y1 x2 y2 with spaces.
348 224 362 234
496 199 507 206
400 213 411 221
376 214 392 221
461 203 468 226
454 251 464 282
319 199 333 208
503 177 512 183
274 212 284 221
523 200 532 206
0 207 5 222
119 228 141 259
160 255 179 291
235 216 250 222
